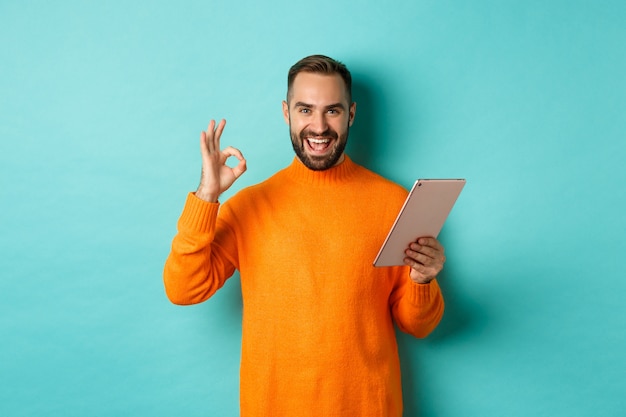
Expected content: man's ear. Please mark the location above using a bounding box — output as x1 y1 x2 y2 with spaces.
348 102 357 127
282 101 290 125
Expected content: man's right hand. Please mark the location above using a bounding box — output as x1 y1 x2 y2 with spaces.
195 119 247 202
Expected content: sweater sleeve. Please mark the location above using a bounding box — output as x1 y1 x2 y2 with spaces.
390 271 445 338
163 193 237 305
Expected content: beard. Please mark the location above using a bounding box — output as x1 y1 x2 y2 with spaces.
289 123 349 171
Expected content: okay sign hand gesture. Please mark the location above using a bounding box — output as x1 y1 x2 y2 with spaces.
196 119 247 202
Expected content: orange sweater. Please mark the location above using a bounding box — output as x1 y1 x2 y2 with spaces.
164 156 444 417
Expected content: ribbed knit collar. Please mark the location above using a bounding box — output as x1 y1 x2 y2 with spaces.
284 155 359 186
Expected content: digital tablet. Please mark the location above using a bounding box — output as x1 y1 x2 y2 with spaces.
373 179 466 267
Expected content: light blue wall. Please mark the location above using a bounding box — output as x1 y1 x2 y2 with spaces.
1 1 624 416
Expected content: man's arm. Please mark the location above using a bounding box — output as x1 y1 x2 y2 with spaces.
163 195 236 304
163 120 246 304
390 237 446 338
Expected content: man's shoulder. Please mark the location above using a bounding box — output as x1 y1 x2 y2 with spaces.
352 163 408 197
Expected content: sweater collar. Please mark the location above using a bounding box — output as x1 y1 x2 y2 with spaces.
284 154 359 186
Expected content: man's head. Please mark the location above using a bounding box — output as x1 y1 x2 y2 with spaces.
286 55 353 104
283 55 356 171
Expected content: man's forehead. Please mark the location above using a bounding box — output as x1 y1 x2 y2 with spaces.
290 72 349 103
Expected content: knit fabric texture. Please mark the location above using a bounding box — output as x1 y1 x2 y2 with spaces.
164 156 444 417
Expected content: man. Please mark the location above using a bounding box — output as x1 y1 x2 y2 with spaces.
164 55 445 417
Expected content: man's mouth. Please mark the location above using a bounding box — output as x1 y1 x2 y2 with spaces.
306 137 332 152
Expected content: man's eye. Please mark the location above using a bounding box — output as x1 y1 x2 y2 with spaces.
300 108 310 114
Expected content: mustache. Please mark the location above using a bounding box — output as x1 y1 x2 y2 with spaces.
299 128 338 140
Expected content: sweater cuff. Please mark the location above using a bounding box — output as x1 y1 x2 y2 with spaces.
408 278 441 305
178 192 220 233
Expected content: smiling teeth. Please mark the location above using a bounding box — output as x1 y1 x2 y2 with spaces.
308 138 330 144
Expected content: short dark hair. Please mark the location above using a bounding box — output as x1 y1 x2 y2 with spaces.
286 55 352 103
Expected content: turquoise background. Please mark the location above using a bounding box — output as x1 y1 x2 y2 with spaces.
1 1 624 416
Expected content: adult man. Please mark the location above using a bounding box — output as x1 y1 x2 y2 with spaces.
164 55 445 417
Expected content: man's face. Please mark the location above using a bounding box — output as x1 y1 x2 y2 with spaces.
283 72 356 171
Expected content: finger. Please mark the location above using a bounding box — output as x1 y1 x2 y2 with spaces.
408 242 441 260
233 158 247 178
404 257 438 276
417 237 444 251
405 249 435 266
405 258 425 272
204 120 216 153
405 255 443 275
221 146 247 178
212 119 226 151
407 242 446 264
200 130 210 158
222 146 245 161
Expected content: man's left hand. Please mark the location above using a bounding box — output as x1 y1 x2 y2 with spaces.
404 237 446 284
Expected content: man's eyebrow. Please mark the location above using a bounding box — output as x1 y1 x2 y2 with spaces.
325 102 346 110
293 101 346 110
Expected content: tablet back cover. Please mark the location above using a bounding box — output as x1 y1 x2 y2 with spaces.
373 179 465 267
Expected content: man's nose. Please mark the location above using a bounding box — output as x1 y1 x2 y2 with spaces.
310 112 328 134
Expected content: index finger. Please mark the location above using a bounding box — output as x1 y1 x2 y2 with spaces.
221 146 247 177
222 145 245 161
